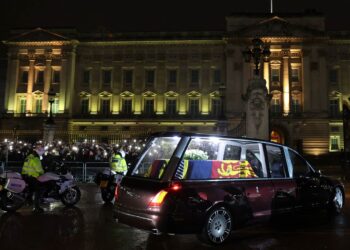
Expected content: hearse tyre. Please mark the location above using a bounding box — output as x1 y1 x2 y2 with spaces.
199 206 233 245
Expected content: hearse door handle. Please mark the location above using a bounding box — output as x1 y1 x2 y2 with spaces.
188 197 200 205
275 190 287 199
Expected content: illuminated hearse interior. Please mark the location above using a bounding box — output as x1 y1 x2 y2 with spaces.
131 135 300 180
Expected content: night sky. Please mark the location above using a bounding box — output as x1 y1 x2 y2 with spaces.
1 0 350 34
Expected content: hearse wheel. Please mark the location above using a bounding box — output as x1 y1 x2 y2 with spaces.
200 206 232 245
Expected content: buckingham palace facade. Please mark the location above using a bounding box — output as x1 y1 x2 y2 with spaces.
1 11 349 156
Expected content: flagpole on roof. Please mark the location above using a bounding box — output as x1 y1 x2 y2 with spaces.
270 0 273 14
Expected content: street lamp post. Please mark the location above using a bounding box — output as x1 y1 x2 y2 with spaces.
43 89 56 144
242 38 271 140
219 83 226 120
343 103 350 167
46 89 56 125
242 38 271 76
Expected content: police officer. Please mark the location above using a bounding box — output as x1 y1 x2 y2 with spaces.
22 148 44 212
110 149 128 175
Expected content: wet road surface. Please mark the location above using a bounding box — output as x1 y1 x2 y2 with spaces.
1 183 350 250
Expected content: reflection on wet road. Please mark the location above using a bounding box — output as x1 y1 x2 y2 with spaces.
1 184 350 250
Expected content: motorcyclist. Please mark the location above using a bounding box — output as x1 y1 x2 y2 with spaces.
21 148 44 212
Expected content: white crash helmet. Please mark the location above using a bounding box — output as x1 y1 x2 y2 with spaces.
118 150 126 158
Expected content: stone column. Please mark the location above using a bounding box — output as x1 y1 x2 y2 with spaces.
282 51 290 115
5 52 19 113
43 58 52 113
302 49 311 112
156 95 164 115
26 58 35 113
134 95 141 115
112 94 120 114
64 46 77 116
243 76 270 140
225 45 239 114
263 62 270 92
178 95 186 115
59 58 67 113
318 49 328 113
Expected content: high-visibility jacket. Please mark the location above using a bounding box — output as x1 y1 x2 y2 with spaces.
21 154 44 178
110 154 127 173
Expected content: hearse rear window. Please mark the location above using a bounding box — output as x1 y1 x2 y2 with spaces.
174 137 267 180
131 136 181 179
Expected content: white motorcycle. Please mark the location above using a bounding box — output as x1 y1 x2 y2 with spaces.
0 165 80 212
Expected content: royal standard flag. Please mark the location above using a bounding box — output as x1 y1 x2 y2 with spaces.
211 160 241 179
211 160 257 179
187 160 212 179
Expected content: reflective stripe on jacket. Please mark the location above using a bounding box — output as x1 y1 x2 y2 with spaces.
21 154 44 178
110 154 127 173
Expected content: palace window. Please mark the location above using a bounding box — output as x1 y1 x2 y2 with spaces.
102 70 112 86
166 99 177 116
190 69 200 87
271 68 280 83
122 99 132 115
291 68 300 82
20 99 26 113
52 98 59 114
35 99 42 113
329 99 340 117
330 135 340 151
213 69 221 85
329 69 339 85
83 70 91 86
291 98 301 114
52 70 60 84
81 99 89 114
211 99 221 117
101 99 110 115
21 71 28 84
271 96 281 114
123 70 133 89
189 99 199 116
144 99 154 116
168 69 177 85
145 69 155 89
36 70 44 84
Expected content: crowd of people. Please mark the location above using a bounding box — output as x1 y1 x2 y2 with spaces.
0 138 146 164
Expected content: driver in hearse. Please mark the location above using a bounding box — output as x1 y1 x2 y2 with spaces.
246 150 263 177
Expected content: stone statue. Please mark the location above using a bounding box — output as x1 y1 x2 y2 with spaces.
243 76 272 140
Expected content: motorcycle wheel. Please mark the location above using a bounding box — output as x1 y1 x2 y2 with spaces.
101 188 114 203
61 186 81 207
0 191 25 212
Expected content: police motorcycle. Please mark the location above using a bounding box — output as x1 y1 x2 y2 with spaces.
94 168 124 203
0 171 27 212
0 160 80 212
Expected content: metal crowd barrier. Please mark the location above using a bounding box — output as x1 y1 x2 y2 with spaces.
0 161 4 174
1 161 111 183
85 162 110 183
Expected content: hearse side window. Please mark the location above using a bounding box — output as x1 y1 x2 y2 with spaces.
132 136 181 179
244 143 265 178
265 145 287 178
223 145 241 160
288 150 311 177
178 138 261 180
